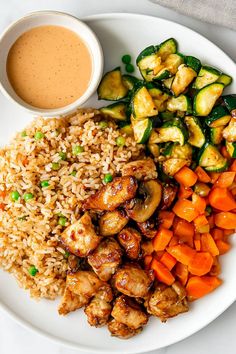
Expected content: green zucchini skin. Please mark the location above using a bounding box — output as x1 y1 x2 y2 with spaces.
210 126 224 145
217 74 233 87
136 45 156 64
156 38 177 59
198 143 228 172
193 83 224 116
184 116 205 148
206 105 232 127
149 118 188 146
185 56 201 74
192 65 221 89
226 141 236 158
222 95 236 113
97 67 128 100
122 75 140 90
100 102 127 120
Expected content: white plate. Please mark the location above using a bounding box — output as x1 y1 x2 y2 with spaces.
0 13 236 354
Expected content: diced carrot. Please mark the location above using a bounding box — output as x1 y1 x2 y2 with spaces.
215 240 231 255
223 229 234 237
209 172 220 184
215 212 236 229
173 199 199 222
160 252 177 271
167 244 196 266
174 166 198 187
210 256 221 276
188 252 214 276
158 211 175 229
154 250 165 260
201 233 219 256
169 235 179 247
230 187 236 197
207 214 215 229
173 218 194 247
175 262 189 286
209 187 236 212
221 146 231 159
194 215 210 233
216 172 235 188
178 185 193 199
186 276 222 301
194 239 201 251
152 228 173 251
211 228 224 241
195 166 211 183
230 160 236 172
151 258 175 285
144 255 153 269
192 193 206 214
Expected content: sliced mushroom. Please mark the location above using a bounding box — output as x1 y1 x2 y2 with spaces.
99 210 129 236
121 158 157 180
125 180 162 223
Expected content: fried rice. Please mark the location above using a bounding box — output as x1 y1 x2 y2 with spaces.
0 109 144 299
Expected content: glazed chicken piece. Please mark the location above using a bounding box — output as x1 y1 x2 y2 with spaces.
108 319 142 339
88 238 122 281
145 281 189 322
111 295 148 329
61 213 101 257
66 270 104 297
137 218 157 239
117 227 141 260
141 241 154 257
58 286 89 315
121 158 157 180
83 176 138 211
84 283 113 327
99 210 128 236
159 184 178 210
114 263 154 298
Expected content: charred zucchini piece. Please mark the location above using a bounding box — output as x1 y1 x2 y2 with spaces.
149 118 188 146
131 116 153 144
98 67 128 100
132 86 158 119
226 141 236 158
122 75 140 90
210 126 224 145
167 94 192 114
198 143 228 172
185 56 201 74
205 105 231 127
156 38 177 60
193 83 224 116
217 73 232 87
172 64 197 97
100 102 127 120
184 116 205 148
222 95 236 114
192 65 221 89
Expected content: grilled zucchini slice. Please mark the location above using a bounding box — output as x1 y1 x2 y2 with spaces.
156 38 177 60
162 158 189 176
167 94 192 114
223 118 236 142
98 67 128 100
206 105 231 127
132 86 158 119
149 118 188 146
210 126 224 145
198 143 228 172
217 74 232 87
147 84 170 112
222 95 236 114
163 143 193 160
192 65 221 90
184 116 205 148
122 75 140 90
185 56 201 74
226 141 236 158
193 83 224 116
172 64 197 97
136 46 163 82
131 116 153 144
100 102 127 120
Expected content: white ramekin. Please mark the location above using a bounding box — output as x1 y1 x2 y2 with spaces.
0 11 104 116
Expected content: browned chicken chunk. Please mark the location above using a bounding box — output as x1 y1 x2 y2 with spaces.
141 241 154 257
58 286 89 315
118 227 141 260
99 210 128 236
145 282 189 322
121 158 157 180
108 319 142 339
84 284 113 327
114 263 154 298
137 218 157 239
61 213 101 257
66 270 104 298
111 295 148 329
88 238 122 281
83 176 138 211
159 184 178 210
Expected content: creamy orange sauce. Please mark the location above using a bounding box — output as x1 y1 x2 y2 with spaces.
7 25 92 109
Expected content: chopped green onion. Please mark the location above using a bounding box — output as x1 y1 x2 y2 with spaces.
122 54 131 64
103 173 113 184
99 121 108 129
40 180 49 188
52 162 60 170
28 265 38 276
21 131 27 137
116 136 126 147
72 145 84 155
58 216 67 226
64 251 70 259
34 131 44 140
70 170 77 177
11 191 20 201
59 151 67 160
125 63 134 73
23 193 34 201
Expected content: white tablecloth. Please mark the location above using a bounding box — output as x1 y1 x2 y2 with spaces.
0 1 235 354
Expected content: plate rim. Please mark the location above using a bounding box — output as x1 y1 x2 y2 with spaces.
0 12 236 354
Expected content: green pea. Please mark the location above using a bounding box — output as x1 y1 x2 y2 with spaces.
64 251 70 259
122 54 131 64
116 136 126 147
23 193 34 201
103 173 113 184
125 63 134 73
28 265 38 276
70 170 77 177
58 216 67 226
52 162 60 170
99 121 108 129
72 145 84 155
59 152 67 160
34 131 44 140
11 191 20 201
21 131 27 137
40 180 49 188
